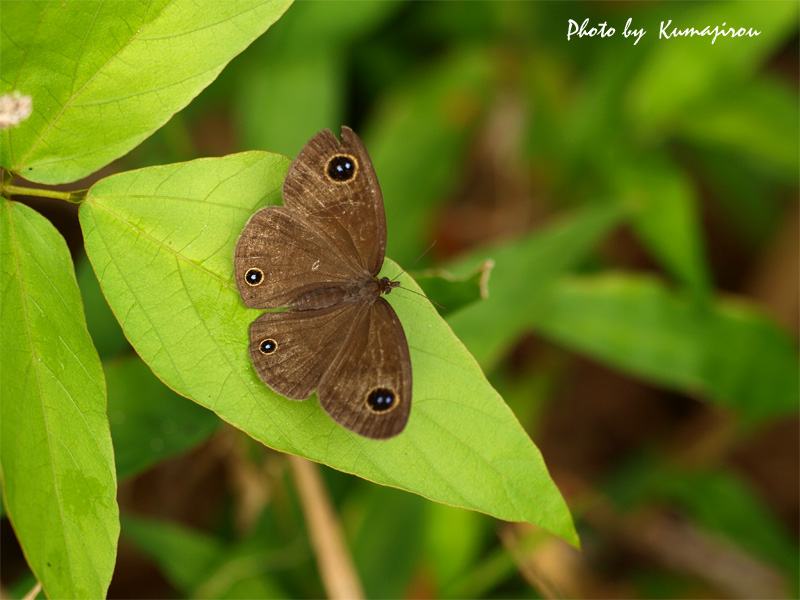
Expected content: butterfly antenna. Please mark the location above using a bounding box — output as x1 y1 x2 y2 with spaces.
401 287 446 311
388 241 446 311
390 240 437 282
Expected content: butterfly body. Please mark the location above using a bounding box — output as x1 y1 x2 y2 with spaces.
235 127 411 439
289 275 398 311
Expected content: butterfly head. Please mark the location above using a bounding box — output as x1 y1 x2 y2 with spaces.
378 276 400 295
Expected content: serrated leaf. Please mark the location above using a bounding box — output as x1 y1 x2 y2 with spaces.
0 200 119 599
0 0 292 184
538 273 799 424
80 152 578 546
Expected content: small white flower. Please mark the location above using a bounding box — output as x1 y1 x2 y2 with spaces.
0 92 33 130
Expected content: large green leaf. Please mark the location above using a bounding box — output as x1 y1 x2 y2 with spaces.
0 0 292 184
79 151 578 546
537 273 799 424
0 200 119 599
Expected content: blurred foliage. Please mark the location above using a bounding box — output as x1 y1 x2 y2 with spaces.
3 1 798 598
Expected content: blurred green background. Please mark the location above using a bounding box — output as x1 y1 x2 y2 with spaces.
5 1 798 598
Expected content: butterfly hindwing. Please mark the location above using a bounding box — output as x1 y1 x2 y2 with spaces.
317 298 411 439
248 303 359 401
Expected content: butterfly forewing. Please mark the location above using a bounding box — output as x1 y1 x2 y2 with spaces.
282 127 387 276
235 206 361 308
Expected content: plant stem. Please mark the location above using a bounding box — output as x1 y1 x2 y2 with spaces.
2 183 86 204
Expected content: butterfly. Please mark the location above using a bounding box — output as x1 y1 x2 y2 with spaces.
235 127 411 439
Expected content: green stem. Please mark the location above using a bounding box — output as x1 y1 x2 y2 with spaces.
2 184 86 204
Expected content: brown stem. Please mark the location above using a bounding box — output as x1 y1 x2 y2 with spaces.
288 455 364 600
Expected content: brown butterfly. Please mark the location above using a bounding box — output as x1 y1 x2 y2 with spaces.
234 127 411 439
